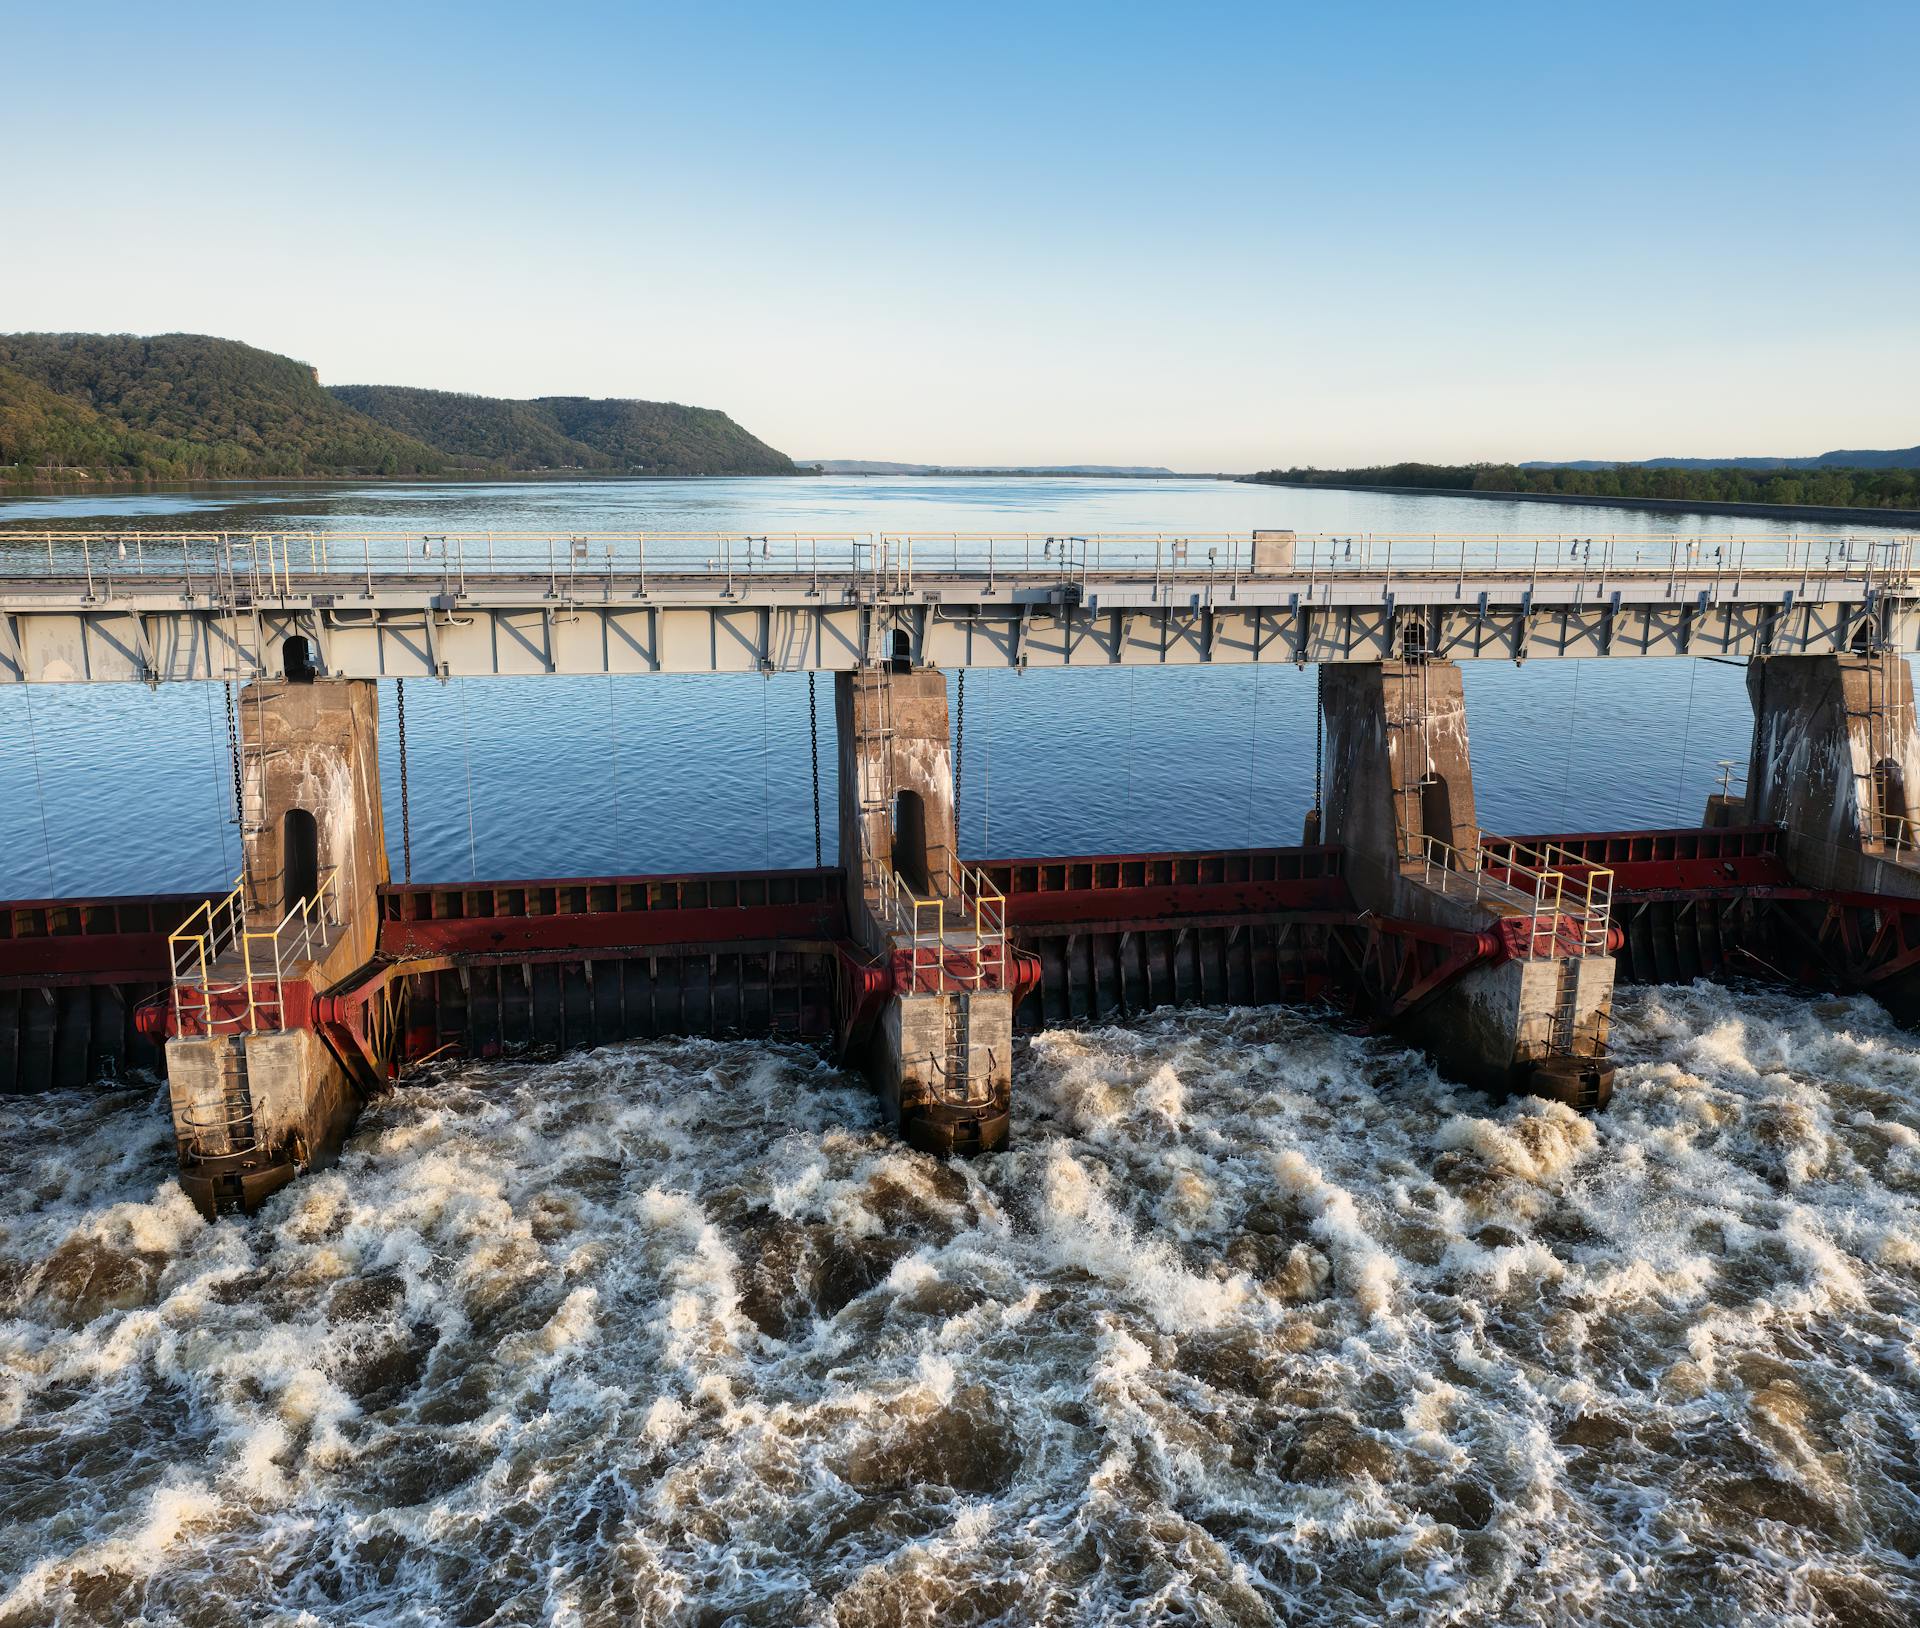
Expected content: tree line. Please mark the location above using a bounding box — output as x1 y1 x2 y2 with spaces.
2 332 800 484
1248 461 1920 510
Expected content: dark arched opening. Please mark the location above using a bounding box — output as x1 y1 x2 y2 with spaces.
890 630 914 674
1875 757 1908 843
1421 774 1455 850
893 789 930 894
282 635 317 683
282 808 319 912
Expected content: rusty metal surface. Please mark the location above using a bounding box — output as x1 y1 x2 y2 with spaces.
0 895 202 988
377 867 846 960
1491 825 1793 892
20 827 1920 1090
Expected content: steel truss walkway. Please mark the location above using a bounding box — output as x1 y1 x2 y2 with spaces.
0 529 1915 682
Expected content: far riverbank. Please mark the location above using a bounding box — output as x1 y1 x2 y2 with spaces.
1238 477 1920 528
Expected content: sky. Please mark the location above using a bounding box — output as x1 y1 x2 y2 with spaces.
2 0 1916 468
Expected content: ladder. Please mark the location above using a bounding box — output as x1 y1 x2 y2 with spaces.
177 1036 264 1215
214 545 275 841
1391 649 1438 859
854 666 897 902
1548 955 1581 1055
1861 641 1907 846
933 993 991 1107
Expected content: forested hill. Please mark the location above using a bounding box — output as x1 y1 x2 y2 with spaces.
328 386 799 476
0 333 799 482
0 333 446 480
1247 460 1920 510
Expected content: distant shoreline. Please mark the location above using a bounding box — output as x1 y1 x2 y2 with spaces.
819 469 1236 480
0 469 1234 496
0 469 816 494
1236 477 1920 528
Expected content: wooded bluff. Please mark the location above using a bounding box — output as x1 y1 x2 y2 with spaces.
0 333 799 483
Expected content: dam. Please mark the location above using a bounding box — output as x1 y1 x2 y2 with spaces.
5 527 1920 1217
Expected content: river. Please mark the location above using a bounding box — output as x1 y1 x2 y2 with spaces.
3 989 1919 1623
2 478 1918 1625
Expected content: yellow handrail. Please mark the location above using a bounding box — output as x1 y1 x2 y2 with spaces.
884 862 1008 992
168 869 341 1036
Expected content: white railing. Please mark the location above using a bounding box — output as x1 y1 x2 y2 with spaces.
2 529 1914 601
881 862 1008 993
1403 830 1613 960
1876 809 1920 858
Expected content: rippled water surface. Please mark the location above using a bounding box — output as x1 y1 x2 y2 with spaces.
5 984 1919 1625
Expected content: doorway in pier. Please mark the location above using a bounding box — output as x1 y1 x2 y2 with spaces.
1421 774 1456 848
282 808 320 911
282 635 317 683
1874 757 1909 841
893 789 930 894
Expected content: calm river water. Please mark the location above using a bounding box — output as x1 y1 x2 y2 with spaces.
3 479 1919 1626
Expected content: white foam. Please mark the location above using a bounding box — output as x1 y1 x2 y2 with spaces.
3 996 1917 1623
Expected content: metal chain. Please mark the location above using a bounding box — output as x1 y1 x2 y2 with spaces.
396 678 413 883
224 678 251 891
1314 662 1325 813
954 669 966 832
808 673 823 867
224 678 244 827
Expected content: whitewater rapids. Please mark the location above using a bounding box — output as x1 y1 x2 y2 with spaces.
2 983 1918 1625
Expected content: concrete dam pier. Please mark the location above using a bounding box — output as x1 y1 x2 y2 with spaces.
6 529 1920 1216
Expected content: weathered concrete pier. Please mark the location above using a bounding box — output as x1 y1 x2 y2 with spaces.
4 527 1920 1215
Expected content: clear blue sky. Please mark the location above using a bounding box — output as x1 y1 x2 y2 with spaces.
3 1 1914 467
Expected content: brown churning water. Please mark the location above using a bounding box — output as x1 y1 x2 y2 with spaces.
2 985 1918 1625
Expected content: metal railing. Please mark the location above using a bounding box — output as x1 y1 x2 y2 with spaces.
167 868 342 1036
882 862 1008 993
167 880 249 1035
1404 830 1613 960
177 1094 259 1157
1875 809 1920 857
2 529 1914 602
928 1043 998 1107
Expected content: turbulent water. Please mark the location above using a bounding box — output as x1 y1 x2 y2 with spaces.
5 985 1920 1626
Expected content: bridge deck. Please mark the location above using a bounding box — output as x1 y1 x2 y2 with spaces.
1 531 1915 680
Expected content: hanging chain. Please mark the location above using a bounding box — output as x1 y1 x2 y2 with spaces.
954 669 966 832
1245 668 1260 846
808 672 823 867
224 677 251 893
224 679 244 826
1313 662 1325 813
396 678 413 884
